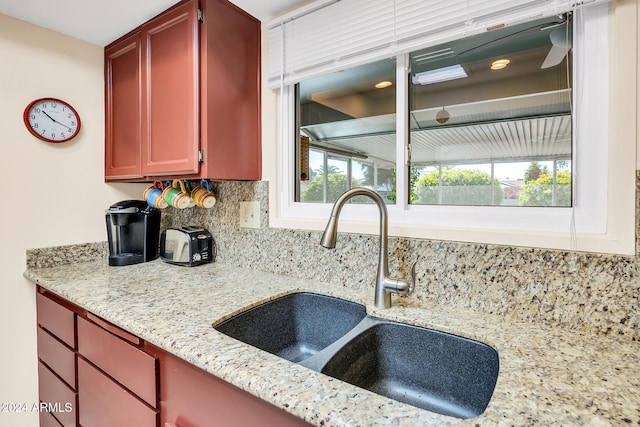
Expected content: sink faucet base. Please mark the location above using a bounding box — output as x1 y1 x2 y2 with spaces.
320 188 416 309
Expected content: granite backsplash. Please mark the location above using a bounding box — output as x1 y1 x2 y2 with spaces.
28 175 640 341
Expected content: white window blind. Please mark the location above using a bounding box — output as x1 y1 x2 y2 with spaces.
267 0 610 89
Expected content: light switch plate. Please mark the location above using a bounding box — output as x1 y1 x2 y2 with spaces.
239 201 261 229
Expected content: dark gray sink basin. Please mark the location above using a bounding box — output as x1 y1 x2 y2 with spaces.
214 292 499 419
214 292 366 363
320 322 499 419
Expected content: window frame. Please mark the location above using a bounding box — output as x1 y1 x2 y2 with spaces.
265 1 636 255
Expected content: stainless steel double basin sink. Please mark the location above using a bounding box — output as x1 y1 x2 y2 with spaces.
213 292 499 419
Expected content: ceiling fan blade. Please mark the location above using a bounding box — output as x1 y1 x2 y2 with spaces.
541 44 568 69
541 27 571 69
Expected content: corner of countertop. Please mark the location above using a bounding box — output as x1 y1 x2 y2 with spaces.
26 241 108 269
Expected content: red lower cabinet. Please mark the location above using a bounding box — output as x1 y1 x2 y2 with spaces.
77 316 159 427
77 317 158 407
37 362 77 427
157 349 312 427
36 292 76 349
40 410 65 427
36 286 312 427
36 290 78 426
37 328 76 390
77 357 159 427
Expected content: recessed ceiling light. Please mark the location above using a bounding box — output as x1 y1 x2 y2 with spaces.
412 64 468 85
491 59 511 70
375 81 393 89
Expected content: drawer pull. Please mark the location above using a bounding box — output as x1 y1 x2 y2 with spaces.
86 312 141 345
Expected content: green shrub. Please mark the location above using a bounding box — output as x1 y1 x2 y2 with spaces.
519 170 571 207
415 169 504 205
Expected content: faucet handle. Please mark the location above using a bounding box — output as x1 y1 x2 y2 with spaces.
407 261 417 295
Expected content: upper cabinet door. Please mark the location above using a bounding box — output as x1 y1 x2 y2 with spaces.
198 0 261 181
141 1 200 176
105 33 143 180
104 0 260 181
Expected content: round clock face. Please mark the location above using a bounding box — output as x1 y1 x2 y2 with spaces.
23 98 81 143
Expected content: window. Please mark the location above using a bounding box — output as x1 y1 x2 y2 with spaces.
294 16 574 208
408 16 573 207
267 0 636 255
296 59 397 204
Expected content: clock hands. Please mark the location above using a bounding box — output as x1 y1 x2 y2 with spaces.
41 111 56 122
41 110 74 132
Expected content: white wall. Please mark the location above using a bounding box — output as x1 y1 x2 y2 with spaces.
0 14 146 427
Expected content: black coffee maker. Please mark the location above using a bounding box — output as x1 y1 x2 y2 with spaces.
106 200 161 266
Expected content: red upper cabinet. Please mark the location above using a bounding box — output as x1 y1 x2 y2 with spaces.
199 0 261 180
105 0 261 182
105 33 143 180
142 1 200 177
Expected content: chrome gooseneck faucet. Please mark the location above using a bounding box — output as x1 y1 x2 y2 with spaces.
320 188 417 309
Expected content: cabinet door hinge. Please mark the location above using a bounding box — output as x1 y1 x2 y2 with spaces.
198 150 205 163
197 8 204 23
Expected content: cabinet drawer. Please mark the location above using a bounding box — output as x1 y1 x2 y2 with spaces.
86 312 140 344
159 349 311 427
37 327 76 390
78 357 158 427
77 316 157 407
38 362 77 427
39 410 63 427
37 293 75 348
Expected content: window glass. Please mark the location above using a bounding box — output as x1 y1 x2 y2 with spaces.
295 16 573 208
409 15 573 207
296 58 397 204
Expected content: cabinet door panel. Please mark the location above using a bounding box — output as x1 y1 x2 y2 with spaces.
78 358 158 427
199 0 261 180
141 0 199 176
159 350 311 427
39 410 63 427
77 317 157 407
37 293 76 349
105 33 143 179
38 362 77 427
37 327 76 390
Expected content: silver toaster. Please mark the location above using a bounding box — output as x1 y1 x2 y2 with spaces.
160 226 215 266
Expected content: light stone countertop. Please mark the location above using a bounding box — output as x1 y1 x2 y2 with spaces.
25 259 640 426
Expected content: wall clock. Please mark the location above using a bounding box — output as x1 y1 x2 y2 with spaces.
23 98 81 143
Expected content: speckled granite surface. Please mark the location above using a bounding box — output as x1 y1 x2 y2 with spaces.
26 241 108 268
24 259 640 426
29 177 640 341
162 180 640 341
23 175 640 424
